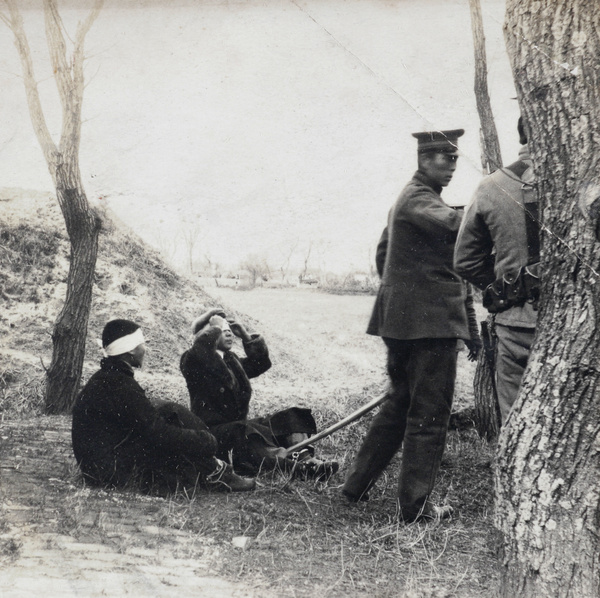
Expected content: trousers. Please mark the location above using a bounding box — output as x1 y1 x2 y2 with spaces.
495 324 535 424
343 337 457 520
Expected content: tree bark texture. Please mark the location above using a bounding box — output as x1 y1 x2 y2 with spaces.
498 2 600 597
3 0 104 413
473 317 501 441
469 0 503 174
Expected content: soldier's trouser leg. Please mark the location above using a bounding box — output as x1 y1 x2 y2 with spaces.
397 338 457 521
342 340 411 500
495 325 535 424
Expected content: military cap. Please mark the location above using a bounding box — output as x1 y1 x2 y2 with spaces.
412 129 464 155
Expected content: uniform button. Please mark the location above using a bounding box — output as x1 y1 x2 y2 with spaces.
220 388 225 393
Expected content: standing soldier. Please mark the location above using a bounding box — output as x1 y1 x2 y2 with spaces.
342 129 480 522
454 118 538 424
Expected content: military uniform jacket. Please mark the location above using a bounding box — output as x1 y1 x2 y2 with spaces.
367 170 470 340
454 146 537 328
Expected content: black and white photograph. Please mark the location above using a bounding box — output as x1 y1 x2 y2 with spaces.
1 1 598 597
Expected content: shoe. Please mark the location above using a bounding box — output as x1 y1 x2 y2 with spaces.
404 504 454 523
292 457 339 481
428 504 454 520
206 462 256 492
341 489 370 503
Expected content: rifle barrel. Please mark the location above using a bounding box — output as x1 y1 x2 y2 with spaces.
283 392 388 457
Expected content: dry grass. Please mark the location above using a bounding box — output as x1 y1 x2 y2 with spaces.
0 190 499 597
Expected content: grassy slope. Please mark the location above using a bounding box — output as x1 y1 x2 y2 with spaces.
0 190 498 597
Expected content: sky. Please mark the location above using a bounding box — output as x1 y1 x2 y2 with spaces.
0 0 518 274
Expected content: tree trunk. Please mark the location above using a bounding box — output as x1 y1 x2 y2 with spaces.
469 0 503 440
497 2 600 596
469 0 503 174
473 317 500 441
2 0 104 413
45 185 101 414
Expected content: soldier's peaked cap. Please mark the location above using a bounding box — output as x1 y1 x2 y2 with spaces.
412 129 464 154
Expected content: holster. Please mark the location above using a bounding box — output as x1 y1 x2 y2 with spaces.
482 262 540 314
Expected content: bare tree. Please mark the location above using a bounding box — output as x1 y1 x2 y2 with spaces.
497 2 600 596
469 0 503 173
1 0 104 414
180 219 202 274
239 254 270 288
277 238 299 283
154 229 178 264
299 240 313 282
469 0 503 440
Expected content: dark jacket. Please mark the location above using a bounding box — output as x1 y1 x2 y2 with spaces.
454 146 537 328
367 171 470 340
72 357 217 489
180 325 272 426
179 325 316 470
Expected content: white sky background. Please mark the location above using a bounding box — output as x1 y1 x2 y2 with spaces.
0 0 518 274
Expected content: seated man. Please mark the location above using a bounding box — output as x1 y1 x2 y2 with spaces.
72 319 255 495
177 308 338 480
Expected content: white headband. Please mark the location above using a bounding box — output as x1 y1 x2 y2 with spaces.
102 328 145 357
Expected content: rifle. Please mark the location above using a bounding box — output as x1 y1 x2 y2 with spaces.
474 318 501 439
282 392 388 458
480 319 498 398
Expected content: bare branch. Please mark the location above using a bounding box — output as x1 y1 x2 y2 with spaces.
43 0 72 112
2 0 57 172
67 0 104 147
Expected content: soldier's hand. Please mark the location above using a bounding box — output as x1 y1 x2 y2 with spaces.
466 338 483 362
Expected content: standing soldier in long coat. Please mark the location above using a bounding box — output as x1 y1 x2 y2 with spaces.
342 129 480 522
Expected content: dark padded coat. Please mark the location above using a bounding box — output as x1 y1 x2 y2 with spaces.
72 357 218 491
367 170 470 341
179 325 316 470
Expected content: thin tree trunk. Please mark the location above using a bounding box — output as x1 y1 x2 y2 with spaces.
469 0 503 174
469 0 503 440
497 2 600 596
2 0 104 413
45 185 101 414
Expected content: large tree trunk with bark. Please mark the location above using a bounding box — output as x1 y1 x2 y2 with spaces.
497 2 600 597
3 0 104 413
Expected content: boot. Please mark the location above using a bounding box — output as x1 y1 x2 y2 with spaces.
206 461 256 492
402 502 454 523
288 449 339 481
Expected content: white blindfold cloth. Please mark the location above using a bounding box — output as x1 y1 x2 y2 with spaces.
97 328 146 357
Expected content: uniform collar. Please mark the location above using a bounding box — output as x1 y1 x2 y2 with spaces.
413 170 443 195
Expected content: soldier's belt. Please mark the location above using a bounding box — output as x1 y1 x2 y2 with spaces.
482 262 540 314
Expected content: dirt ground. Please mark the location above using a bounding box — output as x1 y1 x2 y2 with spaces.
0 416 278 598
